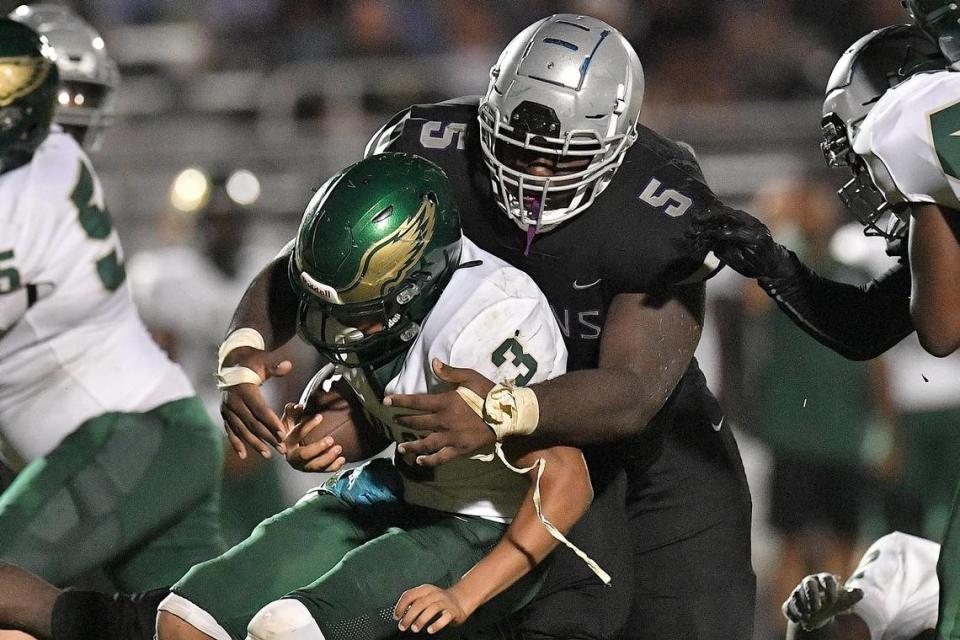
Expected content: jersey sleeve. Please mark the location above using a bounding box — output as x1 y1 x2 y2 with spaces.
446 275 567 387
602 131 723 291
846 532 940 640
759 255 913 360
364 109 413 157
854 71 960 211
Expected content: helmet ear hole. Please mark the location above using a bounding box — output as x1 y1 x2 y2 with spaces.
372 205 394 223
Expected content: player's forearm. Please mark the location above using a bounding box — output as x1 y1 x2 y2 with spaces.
759 252 914 360
227 249 299 350
909 204 960 356
532 288 702 444
450 447 592 615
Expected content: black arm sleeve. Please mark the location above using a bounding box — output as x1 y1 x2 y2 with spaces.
758 252 914 361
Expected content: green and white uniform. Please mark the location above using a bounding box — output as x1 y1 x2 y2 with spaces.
850 69 960 640
853 70 960 210
0 129 224 589
846 532 940 640
161 238 568 640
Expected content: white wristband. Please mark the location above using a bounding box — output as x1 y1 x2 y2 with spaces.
216 328 266 389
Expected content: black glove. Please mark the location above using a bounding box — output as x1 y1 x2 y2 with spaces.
690 202 797 280
782 573 864 632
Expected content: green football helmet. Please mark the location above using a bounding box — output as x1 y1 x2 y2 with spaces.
902 0 960 62
289 153 463 368
0 18 58 175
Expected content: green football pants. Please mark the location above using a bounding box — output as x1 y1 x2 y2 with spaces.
0 396 225 591
173 477 541 640
939 482 960 639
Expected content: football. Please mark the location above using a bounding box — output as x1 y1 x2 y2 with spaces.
299 381 388 462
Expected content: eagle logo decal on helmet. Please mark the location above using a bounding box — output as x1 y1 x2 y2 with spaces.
341 194 437 304
0 55 51 107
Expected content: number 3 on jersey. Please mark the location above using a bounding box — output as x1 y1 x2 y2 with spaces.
492 337 538 387
71 160 125 291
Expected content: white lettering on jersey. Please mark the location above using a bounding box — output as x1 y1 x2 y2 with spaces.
419 121 467 150
638 178 693 217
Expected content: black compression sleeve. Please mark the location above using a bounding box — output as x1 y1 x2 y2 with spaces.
51 588 169 640
758 251 914 360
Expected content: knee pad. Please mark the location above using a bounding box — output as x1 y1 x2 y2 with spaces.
246 600 325 640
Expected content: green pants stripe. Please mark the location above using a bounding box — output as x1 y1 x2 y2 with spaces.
0 396 225 590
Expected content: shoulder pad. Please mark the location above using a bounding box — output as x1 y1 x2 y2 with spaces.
854 70 960 210
364 97 481 158
632 125 707 183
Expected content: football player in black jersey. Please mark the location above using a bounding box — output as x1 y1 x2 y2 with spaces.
691 23 960 361
220 14 754 640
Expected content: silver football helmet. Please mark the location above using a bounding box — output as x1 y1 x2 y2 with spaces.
478 14 644 234
10 4 119 152
821 24 944 237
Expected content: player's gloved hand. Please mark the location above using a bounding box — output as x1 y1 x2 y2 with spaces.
690 202 796 280
219 346 292 459
394 584 471 634
385 359 496 467
281 401 347 474
782 572 864 631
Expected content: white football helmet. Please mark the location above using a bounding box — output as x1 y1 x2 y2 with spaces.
478 14 644 234
10 4 119 152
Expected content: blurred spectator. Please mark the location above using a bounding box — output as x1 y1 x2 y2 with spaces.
885 333 960 541
127 171 289 545
734 175 899 638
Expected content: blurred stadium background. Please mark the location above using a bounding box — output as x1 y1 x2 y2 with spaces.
7 2 960 639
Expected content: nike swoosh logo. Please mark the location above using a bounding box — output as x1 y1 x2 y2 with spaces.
712 416 724 432
572 278 602 290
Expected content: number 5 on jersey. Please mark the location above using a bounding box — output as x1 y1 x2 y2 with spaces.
72 160 125 291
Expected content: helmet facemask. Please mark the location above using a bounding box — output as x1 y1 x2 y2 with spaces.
477 14 643 246
293 249 445 369
821 24 947 240
478 97 636 238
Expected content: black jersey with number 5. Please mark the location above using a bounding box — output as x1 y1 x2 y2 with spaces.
366 96 724 459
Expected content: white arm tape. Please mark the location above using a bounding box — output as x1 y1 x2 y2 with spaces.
456 383 539 440
216 328 266 389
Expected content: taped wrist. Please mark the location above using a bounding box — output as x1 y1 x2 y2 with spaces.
455 383 539 440
216 328 266 389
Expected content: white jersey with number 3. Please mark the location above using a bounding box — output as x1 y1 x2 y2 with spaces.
339 237 568 521
854 70 960 210
846 532 940 640
0 130 193 467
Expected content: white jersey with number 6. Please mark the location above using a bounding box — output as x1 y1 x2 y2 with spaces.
854 70 960 211
339 237 568 521
846 531 940 640
0 129 194 467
